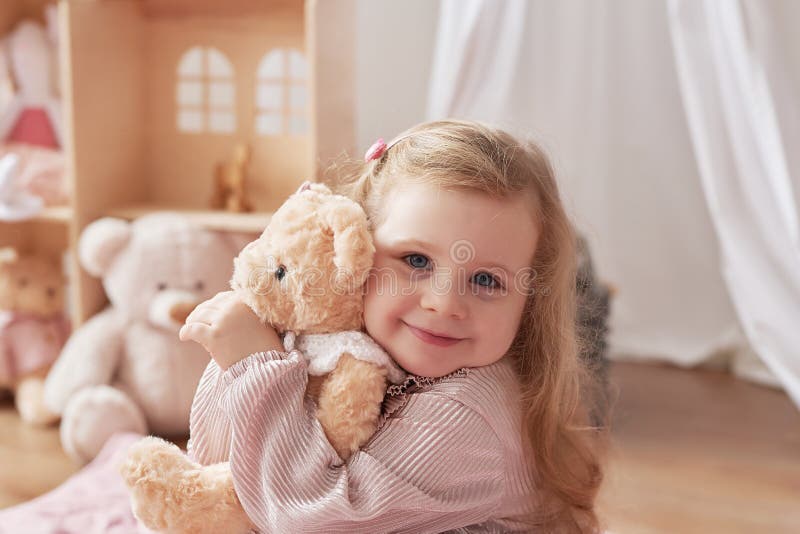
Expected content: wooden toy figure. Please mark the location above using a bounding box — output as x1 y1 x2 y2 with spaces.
211 144 253 213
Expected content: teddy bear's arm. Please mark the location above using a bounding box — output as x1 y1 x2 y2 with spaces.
43 308 124 414
316 353 387 459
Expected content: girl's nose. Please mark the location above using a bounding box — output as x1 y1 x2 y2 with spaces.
419 279 468 320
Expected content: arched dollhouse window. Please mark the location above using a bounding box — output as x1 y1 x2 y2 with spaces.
176 46 236 134
255 48 307 136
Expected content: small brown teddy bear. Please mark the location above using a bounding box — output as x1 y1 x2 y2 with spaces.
120 182 405 534
0 247 68 425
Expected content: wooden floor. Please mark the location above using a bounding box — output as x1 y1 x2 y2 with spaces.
0 393 76 509
597 362 800 533
1 362 799 532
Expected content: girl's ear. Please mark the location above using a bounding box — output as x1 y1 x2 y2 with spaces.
320 197 375 287
78 217 132 277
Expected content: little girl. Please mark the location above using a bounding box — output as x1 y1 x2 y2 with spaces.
180 120 606 533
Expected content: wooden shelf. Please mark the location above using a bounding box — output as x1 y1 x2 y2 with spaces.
43 0 354 324
106 205 272 233
36 206 73 223
0 206 73 225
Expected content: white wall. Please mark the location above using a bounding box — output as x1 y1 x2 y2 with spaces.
355 0 439 153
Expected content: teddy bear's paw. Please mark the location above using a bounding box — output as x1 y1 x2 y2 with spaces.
15 376 59 426
61 385 147 464
120 438 253 534
119 437 201 532
183 462 255 534
120 436 192 481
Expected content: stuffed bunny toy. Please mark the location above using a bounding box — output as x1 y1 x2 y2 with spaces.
0 8 62 148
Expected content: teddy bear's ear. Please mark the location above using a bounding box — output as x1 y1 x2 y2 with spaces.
0 247 18 265
320 198 375 286
78 217 132 277
295 181 332 196
295 181 312 194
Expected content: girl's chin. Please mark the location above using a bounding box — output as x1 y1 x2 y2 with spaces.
394 352 461 378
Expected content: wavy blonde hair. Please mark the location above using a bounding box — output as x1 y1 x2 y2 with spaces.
331 119 606 532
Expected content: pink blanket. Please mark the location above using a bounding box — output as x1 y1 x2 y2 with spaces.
0 433 152 534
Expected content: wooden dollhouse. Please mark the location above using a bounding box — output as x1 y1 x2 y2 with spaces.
0 0 357 325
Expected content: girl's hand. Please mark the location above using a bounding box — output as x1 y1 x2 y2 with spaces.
179 291 283 370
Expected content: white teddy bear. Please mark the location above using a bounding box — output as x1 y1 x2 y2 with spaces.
44 213 242 464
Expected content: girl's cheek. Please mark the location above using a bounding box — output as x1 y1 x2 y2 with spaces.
362 296 379 333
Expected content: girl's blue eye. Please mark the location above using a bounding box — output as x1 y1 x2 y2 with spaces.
472 272 499 288
404 254 430 269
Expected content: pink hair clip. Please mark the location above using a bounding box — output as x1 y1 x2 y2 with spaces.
364 138 387 162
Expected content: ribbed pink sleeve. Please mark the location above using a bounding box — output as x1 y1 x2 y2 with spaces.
188 350 510 533
186 359 233 465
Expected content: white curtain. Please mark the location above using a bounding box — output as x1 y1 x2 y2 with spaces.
667 0 800 405
427 0 800 404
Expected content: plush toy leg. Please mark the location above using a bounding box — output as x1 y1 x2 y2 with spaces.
15 375 59 426
60 385 147 465
317 353 388 460
119 436 254 534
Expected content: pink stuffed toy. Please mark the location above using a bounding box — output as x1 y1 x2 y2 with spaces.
0 247 69 425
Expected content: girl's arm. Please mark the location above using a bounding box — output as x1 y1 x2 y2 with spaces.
183 290 283 463
186 359 232 464
211 349 505 533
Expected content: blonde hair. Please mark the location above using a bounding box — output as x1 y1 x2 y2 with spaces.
331 119 606 532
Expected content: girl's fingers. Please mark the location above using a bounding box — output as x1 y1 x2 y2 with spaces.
179 322 214 345
185 291 237 325
209 290 236 304
185 297 225 324
185 305 214 326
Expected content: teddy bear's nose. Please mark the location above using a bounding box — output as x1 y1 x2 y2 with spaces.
169 301 197 324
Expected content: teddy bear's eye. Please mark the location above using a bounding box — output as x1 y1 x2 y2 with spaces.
46 287 56 298
18 277 28 288
194 280 204 291
157 282 167 291
275 266 286 281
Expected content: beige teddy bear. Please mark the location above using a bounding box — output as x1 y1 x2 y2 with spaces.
120 183 405 534
0 247 68 425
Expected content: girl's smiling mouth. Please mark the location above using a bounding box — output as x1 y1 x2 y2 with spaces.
403 321 464 347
